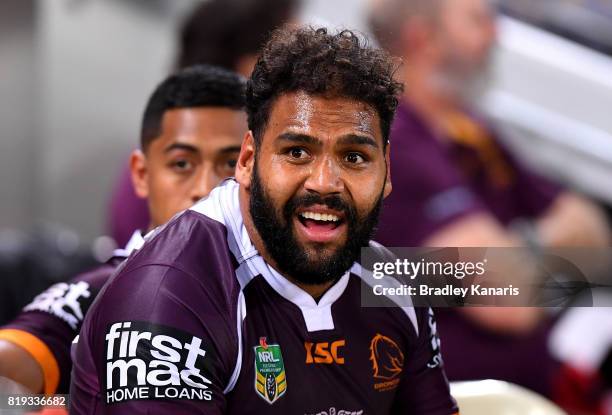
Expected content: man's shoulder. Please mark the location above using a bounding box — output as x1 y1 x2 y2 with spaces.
69 260 121 288
90 209 240 325
8 260 121 332
72 210 241 412
123 209 235 280
347 242 421 339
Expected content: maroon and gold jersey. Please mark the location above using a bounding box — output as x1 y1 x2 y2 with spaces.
71 180 458 414
0 232 144 394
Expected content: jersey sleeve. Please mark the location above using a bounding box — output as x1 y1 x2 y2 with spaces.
0 263 116 394
392 307 459 415
71 263 239 415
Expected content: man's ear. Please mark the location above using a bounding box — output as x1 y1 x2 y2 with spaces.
235 131 256 190
130 149 149 199
383 142 392 198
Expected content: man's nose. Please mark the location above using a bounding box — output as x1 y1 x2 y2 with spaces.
192 167 219 202
303 156 344 196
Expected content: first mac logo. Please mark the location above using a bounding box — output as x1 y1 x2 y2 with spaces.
104 321 214 404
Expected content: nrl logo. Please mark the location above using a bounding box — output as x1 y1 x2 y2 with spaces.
253 337 287 404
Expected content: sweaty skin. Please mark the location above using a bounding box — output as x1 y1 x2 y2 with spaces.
236 92 392 299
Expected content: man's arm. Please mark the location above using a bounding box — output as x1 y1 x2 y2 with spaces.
392 308 459 414
0 339 43 393
425 192 610 248
423 213 544 333
422 191 611 333
423 213 521 248
71 263 239 415
536 191 611 247
0 262 118 395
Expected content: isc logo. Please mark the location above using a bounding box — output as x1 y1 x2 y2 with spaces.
304 340 345 364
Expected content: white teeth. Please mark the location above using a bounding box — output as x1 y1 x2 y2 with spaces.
300 211 340 222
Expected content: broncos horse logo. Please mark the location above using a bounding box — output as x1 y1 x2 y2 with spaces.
369 333 404 380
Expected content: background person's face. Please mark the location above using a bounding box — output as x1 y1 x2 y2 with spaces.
247 92 391 284
133 107 247 227
434 0 497 92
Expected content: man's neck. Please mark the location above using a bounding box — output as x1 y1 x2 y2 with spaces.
239 187 337 301
290 279 336 302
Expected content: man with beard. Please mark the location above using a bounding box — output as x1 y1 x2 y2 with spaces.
369 0 609 250
0 65 246 396
70 27 458 415
368 0 609 399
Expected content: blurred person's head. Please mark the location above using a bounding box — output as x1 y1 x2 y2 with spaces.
177 0 301 77
369 0 497 102
236 27 402 286
132 65 247 229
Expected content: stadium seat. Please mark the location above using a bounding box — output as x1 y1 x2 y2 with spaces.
450 380 567 414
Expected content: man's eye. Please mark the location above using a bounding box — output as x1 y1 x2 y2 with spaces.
345 152 365 164
172 159 193 171
288 148 309 159
227 159 237 169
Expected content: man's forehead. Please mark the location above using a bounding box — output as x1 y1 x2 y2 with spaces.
162 107 246 135
270 91 381 138
147 107 245 154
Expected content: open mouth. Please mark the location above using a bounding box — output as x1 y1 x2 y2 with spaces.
295 207 346 244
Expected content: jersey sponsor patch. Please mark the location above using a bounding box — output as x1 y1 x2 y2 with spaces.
254 337 287 404
23 281 92 329
104 321 215 404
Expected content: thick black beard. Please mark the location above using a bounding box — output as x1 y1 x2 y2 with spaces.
249 163 384 286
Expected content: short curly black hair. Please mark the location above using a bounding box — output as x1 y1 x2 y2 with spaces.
141 64 245 151
246 26 403 148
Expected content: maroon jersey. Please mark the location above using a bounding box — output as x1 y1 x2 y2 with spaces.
0 232 143 394
71 180 458 414
376 102 561 247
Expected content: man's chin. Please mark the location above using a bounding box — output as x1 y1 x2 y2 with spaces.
296 239 345 261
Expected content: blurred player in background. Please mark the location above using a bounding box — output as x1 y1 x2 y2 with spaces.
71 26 458 415
369 0 611 399
109 0 301 248
177 0 301 76
0 65 246 395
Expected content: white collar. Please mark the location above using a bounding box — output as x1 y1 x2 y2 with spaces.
112 230 145 258
191 180 419 333
191 180 352 320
